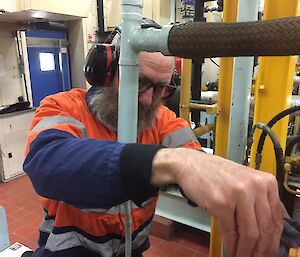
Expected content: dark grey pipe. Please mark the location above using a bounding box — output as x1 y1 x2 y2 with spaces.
168 17 300 59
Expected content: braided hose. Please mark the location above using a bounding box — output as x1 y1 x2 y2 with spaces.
168 17 300 58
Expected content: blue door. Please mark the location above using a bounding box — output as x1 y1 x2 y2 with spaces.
26 31 71 107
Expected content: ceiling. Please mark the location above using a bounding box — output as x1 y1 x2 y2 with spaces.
0 9 81 23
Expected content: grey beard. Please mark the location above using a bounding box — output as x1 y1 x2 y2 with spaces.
90 87 158 134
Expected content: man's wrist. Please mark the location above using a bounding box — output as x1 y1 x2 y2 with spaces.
151 148 179 186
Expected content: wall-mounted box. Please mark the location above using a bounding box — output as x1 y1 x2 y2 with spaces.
0 109 34 182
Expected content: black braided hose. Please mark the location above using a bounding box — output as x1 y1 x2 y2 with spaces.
168 17 300 59
256 106 300 169
248 123 285 198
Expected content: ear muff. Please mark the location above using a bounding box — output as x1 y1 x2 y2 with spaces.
84 43 118 87
84 18 179 91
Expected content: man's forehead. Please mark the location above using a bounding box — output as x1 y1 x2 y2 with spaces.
139 52 174 81
139 52 174 66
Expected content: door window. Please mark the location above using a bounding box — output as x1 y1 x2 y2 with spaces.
39 52 55 71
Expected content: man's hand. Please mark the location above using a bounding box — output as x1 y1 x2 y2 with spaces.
151 148 283 257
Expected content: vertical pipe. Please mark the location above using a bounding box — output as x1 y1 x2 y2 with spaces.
119 1 143 257
58 40 66 92
227 1 259 164
250 0 299 175
211 0 238 256
180 59 193 123
0 206 9 252
170 0 176 24
97 0 105 32
191 0 205 127
15 31 30 102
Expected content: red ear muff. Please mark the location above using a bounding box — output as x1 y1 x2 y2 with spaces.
84 44 118 87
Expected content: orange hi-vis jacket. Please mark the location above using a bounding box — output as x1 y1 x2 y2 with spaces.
23 89 201 257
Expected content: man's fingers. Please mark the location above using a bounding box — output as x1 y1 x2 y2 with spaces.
218 208 238 257
252 191 273 257
235 195 258 257
267 175 284 257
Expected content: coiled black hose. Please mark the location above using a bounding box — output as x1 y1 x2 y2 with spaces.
247 123 285 198
256 106 300 169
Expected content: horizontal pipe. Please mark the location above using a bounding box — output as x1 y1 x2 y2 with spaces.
190 102 218 114
168 17 300 58
250 95 300 110
193 123 214 137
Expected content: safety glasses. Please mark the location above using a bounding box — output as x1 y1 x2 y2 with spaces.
138 77 177 99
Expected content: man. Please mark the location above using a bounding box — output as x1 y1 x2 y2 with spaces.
23 40 283 256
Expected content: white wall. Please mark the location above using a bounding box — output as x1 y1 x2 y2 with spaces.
103 0 173 30
0 0 19 12
0 0 89 17
0 31 25 106
68 0 98 89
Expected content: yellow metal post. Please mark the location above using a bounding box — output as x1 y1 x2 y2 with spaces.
180 59 192 123
211 0 238 257
250 0 299 175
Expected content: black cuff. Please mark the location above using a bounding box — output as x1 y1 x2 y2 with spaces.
119 144 163 206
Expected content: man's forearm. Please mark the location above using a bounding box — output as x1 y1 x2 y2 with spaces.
150 147 283 257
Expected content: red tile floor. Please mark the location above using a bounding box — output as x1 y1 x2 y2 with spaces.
0 175 209 257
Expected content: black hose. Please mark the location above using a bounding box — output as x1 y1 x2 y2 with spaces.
168 17 300 59
256 106 300 166
248 123 285 198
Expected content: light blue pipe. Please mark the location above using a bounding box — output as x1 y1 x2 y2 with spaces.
224 0 259 257
227 0 259 164
119 1 143 257
119 1 174 256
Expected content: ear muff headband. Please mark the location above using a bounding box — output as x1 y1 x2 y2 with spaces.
103 44 113 87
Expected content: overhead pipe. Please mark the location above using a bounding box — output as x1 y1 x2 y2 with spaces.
132 16 300 58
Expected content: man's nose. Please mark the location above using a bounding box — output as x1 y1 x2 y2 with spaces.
138 86 154 108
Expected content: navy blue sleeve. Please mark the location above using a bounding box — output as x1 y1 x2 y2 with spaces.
120 144 162 206
23 129 129 209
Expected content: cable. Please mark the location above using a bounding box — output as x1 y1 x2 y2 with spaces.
247 122 285 197
256 106 300 167
209 58 220 67
124 201 132 257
